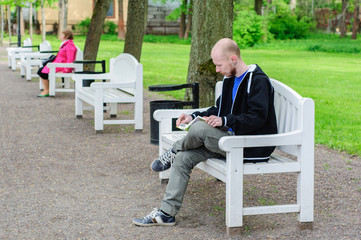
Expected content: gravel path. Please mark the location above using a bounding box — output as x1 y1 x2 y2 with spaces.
1 46 360 239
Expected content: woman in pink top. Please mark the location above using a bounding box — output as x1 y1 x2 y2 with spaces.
37 29 77 97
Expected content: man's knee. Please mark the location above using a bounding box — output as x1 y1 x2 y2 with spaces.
187 121 209 138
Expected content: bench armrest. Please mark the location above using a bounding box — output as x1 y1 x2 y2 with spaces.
153 108 209 121
21 52 51 59
39 51 58 53
90 81 135 89
72 73 111 82
218 130 302 151
47 62 82 69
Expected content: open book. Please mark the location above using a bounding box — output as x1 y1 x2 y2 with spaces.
177 116 207 131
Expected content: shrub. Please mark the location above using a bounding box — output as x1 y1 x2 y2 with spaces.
74 17 91 34
233 10 266 48
268 13 313 40
74 18 118 35
103 21 117 34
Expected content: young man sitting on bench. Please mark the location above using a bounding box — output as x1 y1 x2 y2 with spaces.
133 38 278 226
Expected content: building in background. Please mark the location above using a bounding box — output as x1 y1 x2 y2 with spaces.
36 0 180 35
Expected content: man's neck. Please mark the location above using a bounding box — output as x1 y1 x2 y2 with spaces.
235 62 249 78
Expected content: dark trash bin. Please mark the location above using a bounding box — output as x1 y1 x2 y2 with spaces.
149 100 183 145
149 83 199 145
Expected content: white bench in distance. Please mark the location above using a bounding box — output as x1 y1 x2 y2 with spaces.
72 53 143 132
7 38 33 70
43 46 83 96
154 79 314 235
19 41 53 80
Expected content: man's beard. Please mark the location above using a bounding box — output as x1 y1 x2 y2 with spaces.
230 66 237 77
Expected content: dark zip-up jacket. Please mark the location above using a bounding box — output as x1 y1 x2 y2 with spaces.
192 64 278 161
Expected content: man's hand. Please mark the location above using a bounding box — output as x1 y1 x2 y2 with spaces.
176 113 193 127
205 115 223 127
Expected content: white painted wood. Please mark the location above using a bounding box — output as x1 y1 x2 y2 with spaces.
243 204 300 215
19 41 52 80
154 78 315 231
72 53 143 132
297 98 315 223
7 38 33 70
46 46 83 96
226 148 244 227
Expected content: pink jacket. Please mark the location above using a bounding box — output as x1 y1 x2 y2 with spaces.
41 39 77 74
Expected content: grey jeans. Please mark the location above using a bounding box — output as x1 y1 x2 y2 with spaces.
160 121 232 216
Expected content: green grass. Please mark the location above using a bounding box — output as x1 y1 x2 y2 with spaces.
254 32 361 54
18 33 361 156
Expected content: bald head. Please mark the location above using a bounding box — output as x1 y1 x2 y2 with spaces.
211 38 241 60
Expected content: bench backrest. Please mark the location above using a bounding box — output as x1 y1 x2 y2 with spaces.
214 78 311 156
39 41 52 51
23 38 32 47
75 46 83 61
109 53 142 95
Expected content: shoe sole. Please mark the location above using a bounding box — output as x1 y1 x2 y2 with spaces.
133 220 176 227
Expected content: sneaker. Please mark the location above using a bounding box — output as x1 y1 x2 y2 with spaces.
151 148 176 172
133 208 176 226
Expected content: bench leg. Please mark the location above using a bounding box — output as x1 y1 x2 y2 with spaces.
226 227 242 236
20 64 25 77
26 65 32 80
134 98 143 131
226 149 244 230
11 57 16 71
39 77 44 91
297 135 314 223
94 91 104 131
298 222 313 230
110 103 117 118
64 77 71 89
49 75 56 96
159 169 171 183
75 96 83 118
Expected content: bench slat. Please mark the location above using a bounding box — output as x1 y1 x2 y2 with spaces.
243 204 300 216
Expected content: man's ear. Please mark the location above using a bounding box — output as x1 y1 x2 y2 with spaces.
230 55 237 64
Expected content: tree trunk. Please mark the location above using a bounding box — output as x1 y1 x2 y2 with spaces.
20 7 25 36
184 0 192 39
179 0 187 39
63 0 68 29
144 0 148 33
117 0 125 39
340 0 348 38
1 4 3 46
29 2 33 42
83 0 111 71
289 0 296 11
123 0 146 62
7 5 11 43
58 0 63 36
351 0 359 39
41 0 46 41
255 0 262 15
186 0 233 107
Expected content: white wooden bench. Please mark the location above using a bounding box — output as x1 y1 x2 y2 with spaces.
7 38 34 70
72 53 143 132
154 79 314 235
43 46 83 96
19 41 53 80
